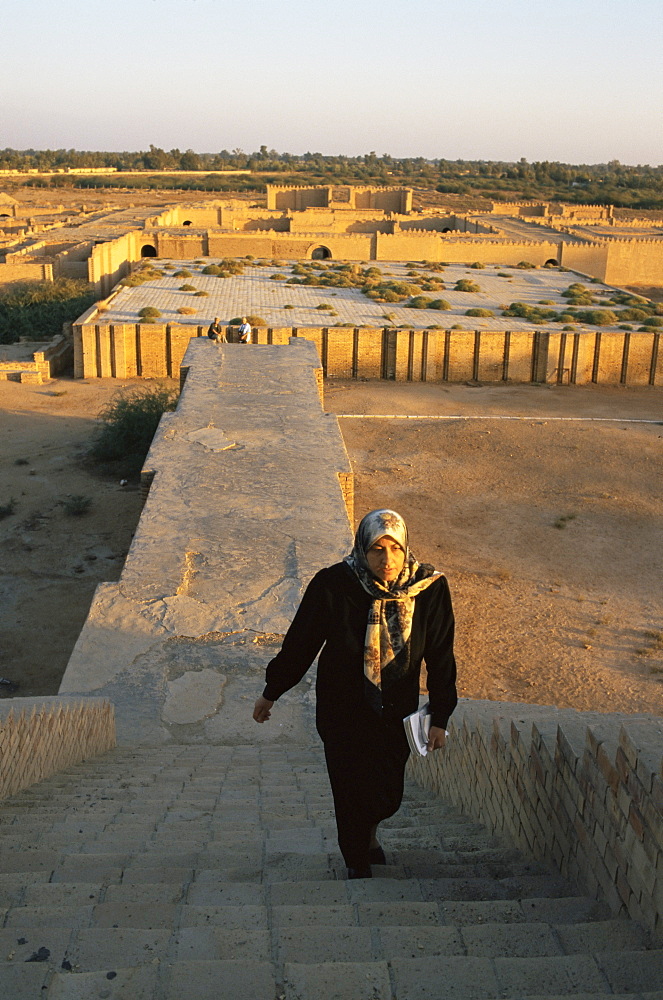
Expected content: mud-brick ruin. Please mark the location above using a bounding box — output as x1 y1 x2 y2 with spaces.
2 183 662 387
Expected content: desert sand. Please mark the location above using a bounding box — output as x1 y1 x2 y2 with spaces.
0 374 661 717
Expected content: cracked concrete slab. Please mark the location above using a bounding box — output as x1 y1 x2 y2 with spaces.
60 339 352 744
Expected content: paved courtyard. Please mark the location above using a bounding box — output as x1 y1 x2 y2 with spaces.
97 260 627 333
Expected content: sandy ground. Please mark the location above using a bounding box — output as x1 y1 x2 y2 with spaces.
0 374 661 717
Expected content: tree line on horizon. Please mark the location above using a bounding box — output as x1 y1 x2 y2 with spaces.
1 146 663 209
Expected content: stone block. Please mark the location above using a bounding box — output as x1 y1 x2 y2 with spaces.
163 960 275 1000
379 925 463 958
173 926 270 961
68 927 170 971
283 960 391 1000
357 901 440 926
48 965 158 999
271 904 356 926
178 904 268 928
277 925 373 963
597 949 663 992
463 921 561 957
390 955 499 1000
494 954 607 994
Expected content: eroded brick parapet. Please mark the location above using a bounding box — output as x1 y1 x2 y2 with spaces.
0 696 116 800
408 700 663 942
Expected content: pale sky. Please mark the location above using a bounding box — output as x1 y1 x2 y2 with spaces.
1 0 661 165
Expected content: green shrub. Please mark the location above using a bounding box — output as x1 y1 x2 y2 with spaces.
121 270 162 287
516 261 536 269
177 307 197 315
497 272 510 277
610 292 650 307
228 315 266 326
502 302 558 324
90 384 179 478
561 282 596 306
0 278 96 345
202 265 223 275
644 316 663 327
430 299 451 310
284 304 294 309
572 309 618 326
193 291 209 297
465 308 494 317
61 494 92 517
407 296 434 309
270 273 287 280
138 307 162 319
420 279 445 291
179 284 197 292
469 262 485 269
618 308 649 322
173 269 192 278
455 279 480 292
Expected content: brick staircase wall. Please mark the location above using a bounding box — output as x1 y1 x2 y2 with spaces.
0 697 115 800
408 699 663 941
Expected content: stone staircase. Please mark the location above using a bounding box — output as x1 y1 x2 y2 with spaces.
1 744 661 1000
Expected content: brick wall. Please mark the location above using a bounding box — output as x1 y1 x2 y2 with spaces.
0 261 53 285
408 700 663 941
73 323 663 386
0 697 116 800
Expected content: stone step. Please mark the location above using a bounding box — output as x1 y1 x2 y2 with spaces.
1 745 661 999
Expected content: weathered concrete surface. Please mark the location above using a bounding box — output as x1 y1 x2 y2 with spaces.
59 339 352 744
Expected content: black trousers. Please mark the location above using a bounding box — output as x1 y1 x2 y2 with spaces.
323 712 410 869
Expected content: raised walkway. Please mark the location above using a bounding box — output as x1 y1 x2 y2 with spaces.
60 338 353 745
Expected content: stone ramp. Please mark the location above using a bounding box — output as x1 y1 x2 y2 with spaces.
1 745 661 1000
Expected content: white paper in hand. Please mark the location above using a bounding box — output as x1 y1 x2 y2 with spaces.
403 702 449 756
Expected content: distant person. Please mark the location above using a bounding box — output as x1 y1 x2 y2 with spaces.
253 509 457 879
207 317 225 343
238 317 252 344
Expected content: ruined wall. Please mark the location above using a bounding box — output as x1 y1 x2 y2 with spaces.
206 231 373 260
376 234 561 265
0 261 53 285
603 240 663 286
74 321 662 386
87 231 140 297
408 701 663 941
267 185 329 210
266 184 412 213
560 239 663 286
54 242 94 280
560 242 611 280
153 232 206 258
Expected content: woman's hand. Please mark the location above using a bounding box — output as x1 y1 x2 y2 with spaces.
427 725 447 752
253 696 274 723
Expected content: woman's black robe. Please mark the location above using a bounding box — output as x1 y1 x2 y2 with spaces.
262 562 457 868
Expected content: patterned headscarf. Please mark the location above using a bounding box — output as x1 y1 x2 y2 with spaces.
344 509 443 713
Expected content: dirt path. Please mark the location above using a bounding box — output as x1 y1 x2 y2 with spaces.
1 375 661 716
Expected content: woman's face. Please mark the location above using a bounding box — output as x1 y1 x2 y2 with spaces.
366 535 405 584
